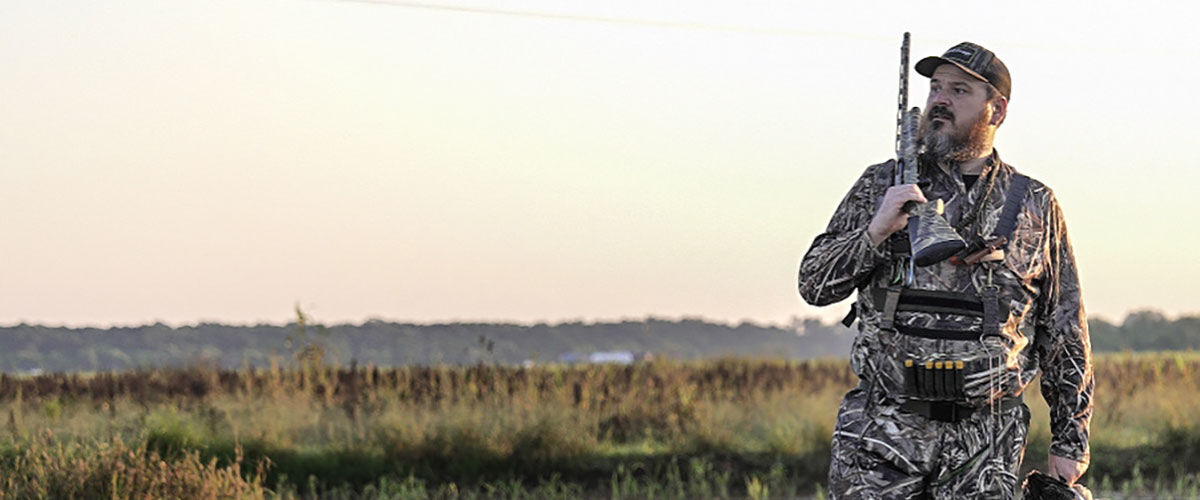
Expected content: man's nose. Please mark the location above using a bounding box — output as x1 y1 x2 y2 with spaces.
929 88 951 107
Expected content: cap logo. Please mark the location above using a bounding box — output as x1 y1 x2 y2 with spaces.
945 46 979 65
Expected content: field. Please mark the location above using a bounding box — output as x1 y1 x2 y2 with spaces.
2 353 1200 499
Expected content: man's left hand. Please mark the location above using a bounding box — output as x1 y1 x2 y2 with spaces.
1048 453 1088 485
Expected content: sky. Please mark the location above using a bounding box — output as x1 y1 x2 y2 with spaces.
2 0 1198 328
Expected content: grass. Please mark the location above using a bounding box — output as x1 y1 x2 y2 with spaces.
1 354 1200 498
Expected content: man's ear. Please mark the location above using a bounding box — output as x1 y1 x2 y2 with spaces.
990 96 1008 126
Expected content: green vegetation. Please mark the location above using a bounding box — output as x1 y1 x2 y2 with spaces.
1 354 1200 498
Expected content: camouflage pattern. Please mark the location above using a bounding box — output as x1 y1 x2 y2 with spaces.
798 151 1093 497
908 198 967 266
829 384 1030 498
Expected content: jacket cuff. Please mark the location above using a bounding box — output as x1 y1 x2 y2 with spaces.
856 227 891 267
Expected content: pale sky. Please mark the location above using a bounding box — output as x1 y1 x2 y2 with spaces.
2 0 1197 327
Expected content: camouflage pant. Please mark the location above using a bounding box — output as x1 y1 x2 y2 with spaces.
828 385 1031 499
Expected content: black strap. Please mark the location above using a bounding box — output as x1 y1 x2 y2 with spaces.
896 324 982 341
871 288 1003 318
981 285 1001 338
841 304 858 328
900 395 1023 423
994 173 1030 242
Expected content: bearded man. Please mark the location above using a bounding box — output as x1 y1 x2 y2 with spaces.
797 42 1093 499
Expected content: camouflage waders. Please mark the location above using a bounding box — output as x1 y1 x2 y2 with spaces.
829 385 1030 499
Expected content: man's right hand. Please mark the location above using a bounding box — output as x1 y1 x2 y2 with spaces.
867 184 928 246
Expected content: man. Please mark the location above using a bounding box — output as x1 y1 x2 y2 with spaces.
797 42 1093 499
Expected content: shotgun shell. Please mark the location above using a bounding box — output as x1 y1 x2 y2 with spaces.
923 361 935 398
904 359 918 395
954 360 966 398
933 361 945 398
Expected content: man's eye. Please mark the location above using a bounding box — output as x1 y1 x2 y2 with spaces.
954 88 966 94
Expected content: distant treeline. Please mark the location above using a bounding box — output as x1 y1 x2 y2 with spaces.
0 317 852 373
0 310 1192 373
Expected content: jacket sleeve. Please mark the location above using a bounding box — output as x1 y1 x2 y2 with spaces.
1034 190 1094 464
797 162 891 306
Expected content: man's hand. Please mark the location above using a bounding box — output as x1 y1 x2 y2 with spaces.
1048 453 1088 485
867 184 928 246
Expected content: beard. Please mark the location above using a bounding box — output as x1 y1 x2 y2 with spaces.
918 104 994 164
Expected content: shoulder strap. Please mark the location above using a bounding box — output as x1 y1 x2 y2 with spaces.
993 173 1031 241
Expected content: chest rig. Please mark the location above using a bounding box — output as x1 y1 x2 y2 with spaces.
843 170 1030 337
844 169 1031 422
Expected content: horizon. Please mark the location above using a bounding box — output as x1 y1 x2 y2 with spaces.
0 306 1177 330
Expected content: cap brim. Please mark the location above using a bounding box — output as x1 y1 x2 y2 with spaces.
915 56 988 84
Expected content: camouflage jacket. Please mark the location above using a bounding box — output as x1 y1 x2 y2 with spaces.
797 150 1093 463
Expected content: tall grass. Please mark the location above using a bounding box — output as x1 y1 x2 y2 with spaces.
0 433 269 499
1 354 1199 497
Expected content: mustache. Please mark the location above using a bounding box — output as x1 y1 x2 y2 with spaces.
928 105 954 122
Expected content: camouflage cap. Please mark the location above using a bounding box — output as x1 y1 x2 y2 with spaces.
916 42 1011 100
